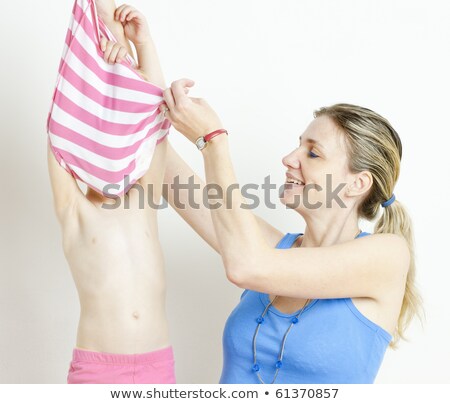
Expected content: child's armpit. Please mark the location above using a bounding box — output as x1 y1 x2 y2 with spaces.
135 68 150 82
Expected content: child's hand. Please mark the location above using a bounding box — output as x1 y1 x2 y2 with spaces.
100 37 128 64
114 4 151 46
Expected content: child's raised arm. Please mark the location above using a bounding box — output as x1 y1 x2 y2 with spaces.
95 0 135 59
47 143 84 221
114 4 166 88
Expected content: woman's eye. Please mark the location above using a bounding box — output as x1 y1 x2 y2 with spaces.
308 151 319 158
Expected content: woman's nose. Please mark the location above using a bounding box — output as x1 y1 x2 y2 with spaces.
282 150 301 169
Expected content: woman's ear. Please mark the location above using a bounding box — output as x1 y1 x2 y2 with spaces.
347 170 373 198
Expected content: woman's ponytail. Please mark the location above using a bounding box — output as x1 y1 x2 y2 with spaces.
375 200 423 347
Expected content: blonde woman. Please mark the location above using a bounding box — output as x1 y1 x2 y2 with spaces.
161 79 421 383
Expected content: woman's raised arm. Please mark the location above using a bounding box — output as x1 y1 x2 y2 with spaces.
163 140 284 254
161 79 410 300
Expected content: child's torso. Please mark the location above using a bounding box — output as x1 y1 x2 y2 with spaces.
61 143 170 354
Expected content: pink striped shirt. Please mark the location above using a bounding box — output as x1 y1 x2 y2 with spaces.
47 0 170 196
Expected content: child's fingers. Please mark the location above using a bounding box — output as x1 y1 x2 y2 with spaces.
108 44 123 64
126 10 139 21
100 36 107 52
114 5 128 21
118 5 135 22
116 47 128 63
103 41 116 63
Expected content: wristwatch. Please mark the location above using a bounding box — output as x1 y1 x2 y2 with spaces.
195 129 228 151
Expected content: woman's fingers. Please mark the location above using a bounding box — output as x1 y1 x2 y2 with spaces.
162 79 198 124
161 79 222 142
170 79 195 106
163 88 176 110
159 103 172 121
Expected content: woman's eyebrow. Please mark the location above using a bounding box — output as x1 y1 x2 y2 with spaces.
299 135 326 151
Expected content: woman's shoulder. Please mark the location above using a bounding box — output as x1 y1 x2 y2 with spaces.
352 233 411 290
357 233 410 261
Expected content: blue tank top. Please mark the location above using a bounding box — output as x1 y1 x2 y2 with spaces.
220 231 392 384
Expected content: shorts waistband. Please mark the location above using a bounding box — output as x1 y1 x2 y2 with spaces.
72 345 174 365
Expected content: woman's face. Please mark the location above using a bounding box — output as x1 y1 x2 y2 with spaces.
280 115 354 215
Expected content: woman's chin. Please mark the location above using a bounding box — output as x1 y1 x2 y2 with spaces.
280 191 303 210
280 193 322 214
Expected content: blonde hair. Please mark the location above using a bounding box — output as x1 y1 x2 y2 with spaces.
314 103 423 348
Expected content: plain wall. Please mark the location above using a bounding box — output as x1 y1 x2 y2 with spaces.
0 0 449 383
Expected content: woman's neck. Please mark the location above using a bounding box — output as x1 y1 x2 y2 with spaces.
299 210 361 248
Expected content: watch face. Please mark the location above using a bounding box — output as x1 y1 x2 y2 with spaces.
196 137 207 150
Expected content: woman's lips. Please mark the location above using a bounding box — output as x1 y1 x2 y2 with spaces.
285 172 305 184
284 182 304 189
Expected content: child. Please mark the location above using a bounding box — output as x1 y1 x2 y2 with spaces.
48 0 174 383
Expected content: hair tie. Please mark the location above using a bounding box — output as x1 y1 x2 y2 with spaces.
381 194 395 208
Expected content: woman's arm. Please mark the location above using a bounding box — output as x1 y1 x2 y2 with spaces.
164 141 284 254
200 129 409 300
162 79 410 299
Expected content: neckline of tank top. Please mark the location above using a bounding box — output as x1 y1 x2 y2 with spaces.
290 230 370 248
262 231 371 317
258 294 320 318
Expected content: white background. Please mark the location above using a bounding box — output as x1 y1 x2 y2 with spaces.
0 0 449 383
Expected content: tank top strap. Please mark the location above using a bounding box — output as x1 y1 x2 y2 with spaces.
276 233 304 249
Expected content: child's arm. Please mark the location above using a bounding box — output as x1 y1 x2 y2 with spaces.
114 5 166 88
95 0 135 60
47 143 84 221
111 4 168 203
101 4 167 204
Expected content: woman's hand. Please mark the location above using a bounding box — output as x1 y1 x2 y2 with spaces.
100 37 128 64
114 4 151 46
161 79 224 143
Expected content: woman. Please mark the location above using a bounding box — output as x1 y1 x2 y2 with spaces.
161 79 421 383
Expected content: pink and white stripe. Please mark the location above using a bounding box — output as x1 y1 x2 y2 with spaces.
47 0 170 196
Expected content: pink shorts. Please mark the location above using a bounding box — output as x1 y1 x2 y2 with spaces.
67 346 176 384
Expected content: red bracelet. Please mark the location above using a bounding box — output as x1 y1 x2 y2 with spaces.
204 129 228 142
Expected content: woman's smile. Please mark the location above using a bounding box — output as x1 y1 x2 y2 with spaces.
285 172 305 187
